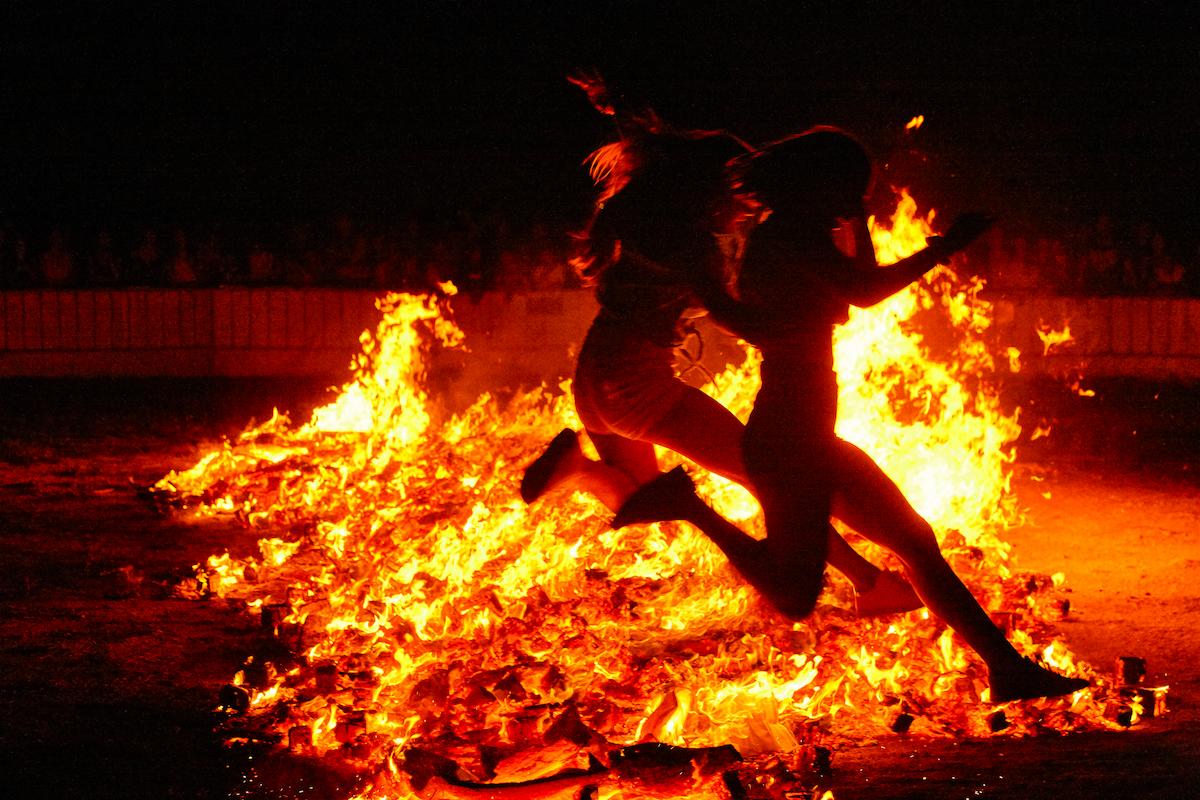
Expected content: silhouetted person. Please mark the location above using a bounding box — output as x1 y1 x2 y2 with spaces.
41 228 76 288
130 229 163 286
9 237 37 288
1150 233 1185 293
522 79 917 615
661 128 1087 702
167 228 199 286
87 230 124 285
1082 214 1119 294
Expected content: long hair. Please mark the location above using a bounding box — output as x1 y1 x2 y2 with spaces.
569 73 749 283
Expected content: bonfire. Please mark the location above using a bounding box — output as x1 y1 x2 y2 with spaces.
156 190 1138 800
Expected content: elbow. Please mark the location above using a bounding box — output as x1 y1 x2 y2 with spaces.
844 291 881 309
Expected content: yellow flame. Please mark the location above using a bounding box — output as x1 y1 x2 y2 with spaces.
1037 321 1074 356
159 190 1118 792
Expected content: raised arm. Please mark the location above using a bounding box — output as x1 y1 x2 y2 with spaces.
834 212 993 308
690 245 801 341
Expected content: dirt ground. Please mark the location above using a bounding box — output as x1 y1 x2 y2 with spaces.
1 377 1198 799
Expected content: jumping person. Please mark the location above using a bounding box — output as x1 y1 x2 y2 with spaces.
522 79 919 616
638 127 1088 702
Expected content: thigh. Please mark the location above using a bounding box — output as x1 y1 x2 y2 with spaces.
573 329 686 444
746 460 830 616
643 386 749 485
587 431 661 486
742 428 835 556
829 439 938 553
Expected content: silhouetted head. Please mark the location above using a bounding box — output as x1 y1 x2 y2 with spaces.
739 127 873 222
588 128 748 210
576 128 749 282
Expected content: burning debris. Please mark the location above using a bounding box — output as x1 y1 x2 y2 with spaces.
154 193 1153 799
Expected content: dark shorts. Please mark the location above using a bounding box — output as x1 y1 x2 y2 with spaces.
573 319 688 441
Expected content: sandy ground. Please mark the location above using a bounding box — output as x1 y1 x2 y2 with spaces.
0 378 1197 799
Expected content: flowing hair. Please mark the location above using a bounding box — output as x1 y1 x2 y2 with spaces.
568 73 749 284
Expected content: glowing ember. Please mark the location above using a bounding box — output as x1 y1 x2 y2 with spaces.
158 191 1129 799
1037 321 1075 356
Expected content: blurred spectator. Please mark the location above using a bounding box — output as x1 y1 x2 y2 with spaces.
424 227 455 288
452 210 488 301
247 241 278 284
197 229 234 285
0 226 13 288
87 230 123 285
370 230 405 289
329 214 370 285
9 237 37 287
1004 235 1040 291
984 227 1040 292
167 228 199 285
1122 221 1155 293
41 228 77 287
395 218 427 290
1081 214 1120 294
1150 233 1185 293
1048 239 1070 294
130 229 163 285
526 220 566 289
281 224 319 287
494 240 527 294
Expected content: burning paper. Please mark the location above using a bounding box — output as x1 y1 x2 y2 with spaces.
157 192 1127 799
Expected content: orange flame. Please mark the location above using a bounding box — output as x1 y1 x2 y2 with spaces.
158 190 1124 796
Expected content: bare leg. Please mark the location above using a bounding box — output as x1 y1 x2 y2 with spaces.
522 386 901 600
521 428 649 511
645 388 886 594
589 430 660 486
830 439 1086 700
829 440 1017 663
737 437 836 619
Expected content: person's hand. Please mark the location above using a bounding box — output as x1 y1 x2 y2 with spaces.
938 212 995 256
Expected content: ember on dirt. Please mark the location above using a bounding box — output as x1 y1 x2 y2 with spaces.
1115 656 1148 685
142 191 1180 799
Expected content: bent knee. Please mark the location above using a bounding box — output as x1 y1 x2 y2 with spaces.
763 581 823 621
890 524 943 566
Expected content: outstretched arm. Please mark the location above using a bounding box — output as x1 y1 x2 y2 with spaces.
835 212 993 308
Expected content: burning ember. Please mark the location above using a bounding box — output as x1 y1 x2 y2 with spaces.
156 191 1140 799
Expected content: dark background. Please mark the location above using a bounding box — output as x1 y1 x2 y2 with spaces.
1 2 1196 242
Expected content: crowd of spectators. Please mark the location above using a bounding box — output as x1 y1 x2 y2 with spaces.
0 211 1194 298
984 215 1194 296
0 211 580 297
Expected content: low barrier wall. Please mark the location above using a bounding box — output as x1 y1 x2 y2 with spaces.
0 288 598 385
993 295 1200 380
2 288 1199 382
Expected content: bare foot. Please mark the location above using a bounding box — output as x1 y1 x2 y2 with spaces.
520 429 582 503
989 658 1089 703
854 569 923 617
610 466 695 529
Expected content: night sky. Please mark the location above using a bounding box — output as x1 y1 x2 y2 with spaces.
1 2 1196 240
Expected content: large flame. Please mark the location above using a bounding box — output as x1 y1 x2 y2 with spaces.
158 191 1123 798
